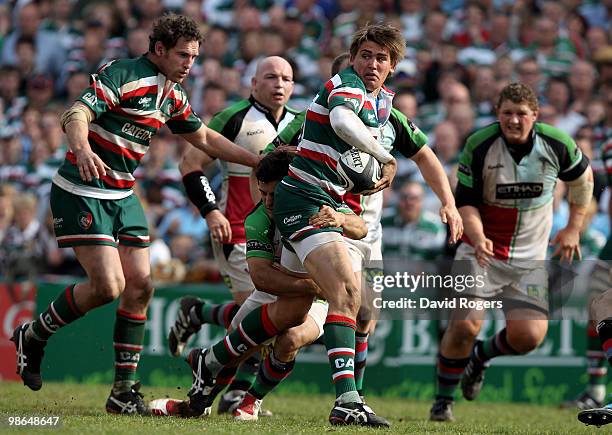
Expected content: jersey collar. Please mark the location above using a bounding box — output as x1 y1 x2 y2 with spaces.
249 95 287 128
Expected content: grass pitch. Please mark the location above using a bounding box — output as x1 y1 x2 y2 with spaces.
0 381 599 434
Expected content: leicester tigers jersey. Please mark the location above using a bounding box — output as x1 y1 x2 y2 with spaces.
269 106 428 245
456 122 589 261
53 56 202 200
286 66 394 200
208 96 298 243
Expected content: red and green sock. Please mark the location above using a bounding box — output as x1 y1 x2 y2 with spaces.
354 331 369 395
228 355 260 392
249 351 295 399
324 314 360 404
200 302 239 329
113 309 146 393
205 304 278 376
28 284 83 343
474 328 520 364
435 353 470 400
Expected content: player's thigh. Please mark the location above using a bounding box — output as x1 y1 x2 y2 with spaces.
118 245 152 288
297 236 359 306
73 245 124 290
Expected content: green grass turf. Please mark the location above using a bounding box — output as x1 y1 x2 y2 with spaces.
0 381 600 434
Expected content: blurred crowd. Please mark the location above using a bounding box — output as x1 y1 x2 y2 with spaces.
0 0 610 283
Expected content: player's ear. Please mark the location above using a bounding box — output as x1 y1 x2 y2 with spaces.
154 41 165 56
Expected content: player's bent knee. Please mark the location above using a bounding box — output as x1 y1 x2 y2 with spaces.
276 331 304 355
92 278 125 304
506 327 546 354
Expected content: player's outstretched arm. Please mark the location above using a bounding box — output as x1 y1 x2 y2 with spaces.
411 146 463 243
181 125 259 168
459 205 494 267
61 102 108 181
550 166 594 263
247 257 320 297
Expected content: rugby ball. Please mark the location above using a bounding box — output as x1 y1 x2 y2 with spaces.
337 148 382 194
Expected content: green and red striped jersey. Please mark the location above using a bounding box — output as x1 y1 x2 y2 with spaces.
53 55 202 199
287 66 394 200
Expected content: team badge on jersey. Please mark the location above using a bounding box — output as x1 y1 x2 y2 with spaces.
78 212 93 230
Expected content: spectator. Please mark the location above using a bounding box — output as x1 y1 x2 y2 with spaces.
569 60 597 114
471 66 497 128
0 184 15 245
545 76 586 136
1 3 66 79
399 0 424 43
199 84 227 124
432 120 461 189
157 203 208 245
381 181 447 261
0 65 27 137
394 89 418 120
515 56 544 94
2 193 41 281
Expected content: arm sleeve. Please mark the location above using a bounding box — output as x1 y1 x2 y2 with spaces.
329 105 394 163
455 137 483 208
166 87 203 134
77 61 120 118
388 108 428 158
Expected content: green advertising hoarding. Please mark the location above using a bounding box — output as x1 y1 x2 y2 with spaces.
34 281 608 404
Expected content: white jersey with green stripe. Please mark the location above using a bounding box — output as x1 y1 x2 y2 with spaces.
456 122 589 261
208 96 299 244
53 55 202 200
288 66 394 199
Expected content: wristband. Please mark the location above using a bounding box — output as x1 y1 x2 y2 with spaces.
182 170 219 218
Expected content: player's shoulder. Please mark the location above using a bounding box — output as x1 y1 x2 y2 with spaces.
245 202 270 228
97 57 156 83
285 105 302 116
534 122 575 147
464 122 501 153
335 66 366 90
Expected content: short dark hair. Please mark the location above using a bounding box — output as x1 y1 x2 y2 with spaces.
255 151 292 183
349 23 405 66
496 82 539 112
331 53 350 76
149 14 203 53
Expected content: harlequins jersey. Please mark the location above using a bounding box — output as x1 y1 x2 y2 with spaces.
456 122 589 261
53 56 202 199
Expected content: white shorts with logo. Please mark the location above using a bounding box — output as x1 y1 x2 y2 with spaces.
453 243 549 312
211 240 255 295
285 231 366 273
